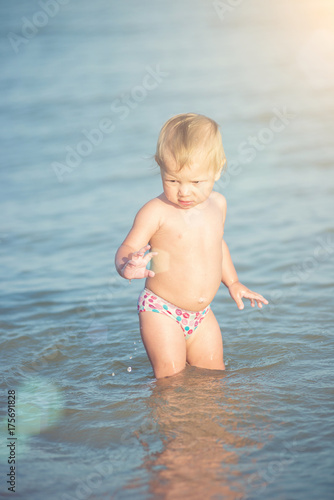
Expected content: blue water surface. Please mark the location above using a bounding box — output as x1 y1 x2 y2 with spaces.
1 0 334 498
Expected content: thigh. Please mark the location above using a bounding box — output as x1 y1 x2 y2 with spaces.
139 311 187 379
186 309 225 371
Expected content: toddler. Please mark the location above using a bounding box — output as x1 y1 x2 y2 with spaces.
115 113 268 378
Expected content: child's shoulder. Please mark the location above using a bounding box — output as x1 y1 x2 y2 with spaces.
211 191 227 211
135 195 166 220
138 195 165 212
131 197 165 236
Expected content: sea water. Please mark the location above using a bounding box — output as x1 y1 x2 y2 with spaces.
0 0 333 498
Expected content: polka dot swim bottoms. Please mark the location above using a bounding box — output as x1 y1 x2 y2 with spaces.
137 288 211 340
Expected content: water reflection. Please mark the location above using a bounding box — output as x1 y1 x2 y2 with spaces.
135 367 267 499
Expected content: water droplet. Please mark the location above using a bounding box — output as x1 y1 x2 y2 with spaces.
129 356 133 359
111 373 115 376
127 367 132 372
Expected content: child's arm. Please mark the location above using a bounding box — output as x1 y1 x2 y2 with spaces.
219 195 268 310
115 200 160 280
221 240 268 309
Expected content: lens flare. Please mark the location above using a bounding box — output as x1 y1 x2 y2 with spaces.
297 29 334 89
16 377 64 436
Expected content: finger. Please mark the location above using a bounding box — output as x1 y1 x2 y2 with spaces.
236 298 244 310
146 251 158 261
243 291 268 304
147 270 155 278
133 245 150 258
140 244 151 254
255 296 268 304
132 250 144 259
257 300 263 308
141 252 158 267
250 299 255 307
252 293 268 304
241 288 262 298
137 246 156 261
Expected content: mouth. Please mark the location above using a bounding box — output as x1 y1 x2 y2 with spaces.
178 200 193 207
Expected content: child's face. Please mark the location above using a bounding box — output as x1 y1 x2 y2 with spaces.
160 154 222 209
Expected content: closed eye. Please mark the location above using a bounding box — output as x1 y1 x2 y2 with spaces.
165 179 205 184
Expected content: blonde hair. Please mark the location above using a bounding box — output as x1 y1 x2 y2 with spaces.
155 113 226 173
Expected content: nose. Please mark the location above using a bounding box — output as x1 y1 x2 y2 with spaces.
178 183 190 197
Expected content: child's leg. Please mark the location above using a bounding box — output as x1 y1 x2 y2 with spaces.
186 309 225 371
139 312 187 379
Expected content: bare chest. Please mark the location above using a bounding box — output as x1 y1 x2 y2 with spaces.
150 205 223 251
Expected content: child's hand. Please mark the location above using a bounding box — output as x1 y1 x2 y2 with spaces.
228 281 268 310
121 245 158 281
